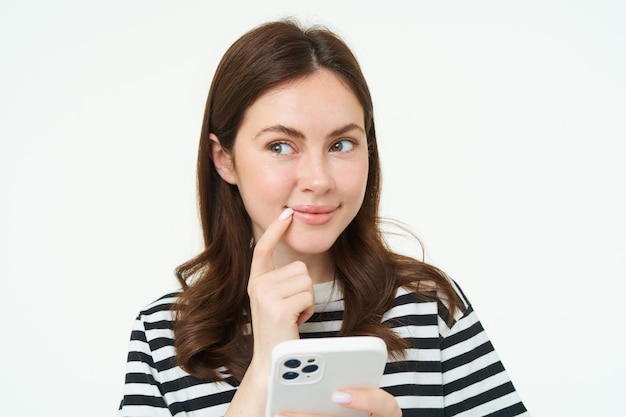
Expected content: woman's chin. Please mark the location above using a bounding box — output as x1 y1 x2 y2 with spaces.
283 234 336 257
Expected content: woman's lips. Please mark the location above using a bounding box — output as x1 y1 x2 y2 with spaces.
290 205 337 225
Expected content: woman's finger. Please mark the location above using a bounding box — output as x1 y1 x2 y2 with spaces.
250 207 293 278
334 388 402 417
275 389 400 417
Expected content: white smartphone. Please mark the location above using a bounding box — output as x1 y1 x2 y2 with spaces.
265 336 388 417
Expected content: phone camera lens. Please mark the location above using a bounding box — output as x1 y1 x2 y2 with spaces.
282 371 299 380
302 364 319 373
284 359 301 368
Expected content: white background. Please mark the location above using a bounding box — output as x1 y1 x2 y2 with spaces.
1 1 624 416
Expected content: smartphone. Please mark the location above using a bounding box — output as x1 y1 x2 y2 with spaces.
265 336 387 417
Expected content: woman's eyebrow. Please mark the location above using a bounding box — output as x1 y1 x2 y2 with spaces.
254 123 365 140
327 123 365 138
255 124 305 140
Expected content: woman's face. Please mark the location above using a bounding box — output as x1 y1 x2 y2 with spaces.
217 69 369 259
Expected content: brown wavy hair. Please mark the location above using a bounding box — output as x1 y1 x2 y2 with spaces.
173 20 461 382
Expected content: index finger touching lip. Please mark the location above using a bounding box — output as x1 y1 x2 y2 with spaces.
250 207 294 278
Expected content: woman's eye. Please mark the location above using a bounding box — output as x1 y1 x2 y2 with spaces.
330 139 355 153
269 142 295 155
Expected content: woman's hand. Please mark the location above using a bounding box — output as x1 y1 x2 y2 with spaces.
225 208 315 417
277 388 402 417
247 208 315 367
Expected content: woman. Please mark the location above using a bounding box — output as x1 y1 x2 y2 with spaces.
118 20 528 417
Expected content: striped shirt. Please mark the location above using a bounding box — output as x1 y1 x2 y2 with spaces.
118 281 528 416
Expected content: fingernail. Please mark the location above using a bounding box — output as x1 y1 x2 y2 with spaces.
331 390 353 404
279 207 294 220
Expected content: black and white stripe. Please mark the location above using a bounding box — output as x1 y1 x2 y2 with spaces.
118 283 528 416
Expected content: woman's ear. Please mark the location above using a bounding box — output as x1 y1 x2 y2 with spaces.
209 133 237 185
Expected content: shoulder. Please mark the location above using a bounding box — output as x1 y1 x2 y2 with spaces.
126 292 181 373
387 280 470 314
131 292 180 346
135 292 179 321
383 280 474 337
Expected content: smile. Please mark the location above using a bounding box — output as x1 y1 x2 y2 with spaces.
290 205 337 226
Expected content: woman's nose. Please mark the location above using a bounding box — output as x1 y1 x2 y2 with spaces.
298 153 334 193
